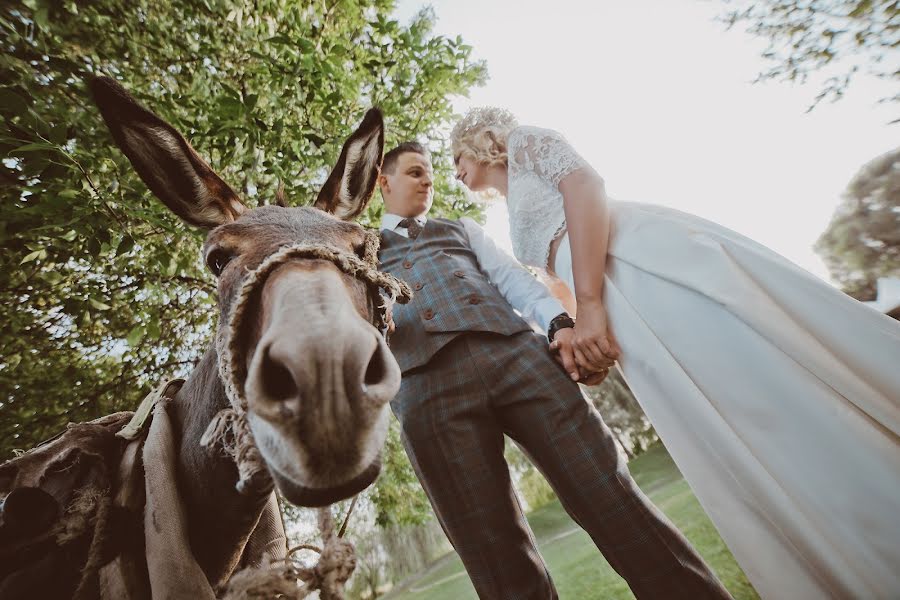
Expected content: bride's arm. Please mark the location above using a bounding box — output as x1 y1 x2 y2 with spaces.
559 169 609 306
510 126 620 374
559 170 621 369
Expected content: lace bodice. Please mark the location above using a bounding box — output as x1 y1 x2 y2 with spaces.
507 126 589 268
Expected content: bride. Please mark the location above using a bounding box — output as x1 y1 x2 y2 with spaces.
450 107 900 600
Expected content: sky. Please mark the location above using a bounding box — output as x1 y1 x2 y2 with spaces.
391 0 897 283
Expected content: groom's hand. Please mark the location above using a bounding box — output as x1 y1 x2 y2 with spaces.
551 329 611 385
549 328 581 381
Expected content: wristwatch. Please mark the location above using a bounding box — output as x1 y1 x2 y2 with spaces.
547 313 575 342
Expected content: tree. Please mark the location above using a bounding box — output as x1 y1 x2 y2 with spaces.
367 418 434 526
580 371 658 459
720 1 899 112
815 146 900 300
0 0 486 540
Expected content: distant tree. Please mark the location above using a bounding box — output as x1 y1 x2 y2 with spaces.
815 146 900 300
503 438 557 512
720 1 899 113
581 371 658 459
368 420 434 526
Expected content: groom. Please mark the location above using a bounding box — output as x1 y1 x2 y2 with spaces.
377 141 732 599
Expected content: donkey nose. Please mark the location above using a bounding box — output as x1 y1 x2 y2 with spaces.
358 334 397 405
248 323 399 423
256 341 303 417
243 265 401 426
248 332 396 418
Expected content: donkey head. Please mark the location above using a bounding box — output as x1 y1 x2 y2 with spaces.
91 77 400 506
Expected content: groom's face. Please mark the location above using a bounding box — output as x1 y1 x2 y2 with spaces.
379 152 434 218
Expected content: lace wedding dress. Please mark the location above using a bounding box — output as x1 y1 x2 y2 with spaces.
507 126 900 599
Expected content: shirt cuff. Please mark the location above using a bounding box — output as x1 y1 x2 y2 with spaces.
534 298 567 333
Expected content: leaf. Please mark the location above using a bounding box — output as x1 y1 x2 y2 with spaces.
49 123 69 146
39 271 63 284
6 353 22 370
304 133 326 148
9 142 56 154
87 237 101 257
90 299 111 311
20 249 45 264
33 6 49 29
126 326 145 347
117 236 135 255
0 89 31 116
265 34 293 45
146 316 161 339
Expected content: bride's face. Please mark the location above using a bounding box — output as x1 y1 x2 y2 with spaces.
454 153 489 192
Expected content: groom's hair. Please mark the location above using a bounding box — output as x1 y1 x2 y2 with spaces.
382 141 430 175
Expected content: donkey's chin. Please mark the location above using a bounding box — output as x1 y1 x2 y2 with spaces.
270 455 382 507
247 409 390 507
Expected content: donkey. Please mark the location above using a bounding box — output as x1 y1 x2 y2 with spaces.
0 76 407 597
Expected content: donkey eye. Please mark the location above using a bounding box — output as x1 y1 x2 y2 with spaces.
206 248 235 276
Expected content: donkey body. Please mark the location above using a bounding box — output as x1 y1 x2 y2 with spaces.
0 77 400 598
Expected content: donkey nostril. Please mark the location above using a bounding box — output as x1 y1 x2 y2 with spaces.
261 349 298 402
363 343 387 388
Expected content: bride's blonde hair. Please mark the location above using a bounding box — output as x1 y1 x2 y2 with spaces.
450 107 518 168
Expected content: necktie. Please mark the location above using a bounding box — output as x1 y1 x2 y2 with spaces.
398 218 423 240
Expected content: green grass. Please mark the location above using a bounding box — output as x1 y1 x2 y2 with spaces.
385 444 759 600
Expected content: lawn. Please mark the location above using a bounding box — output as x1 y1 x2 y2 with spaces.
385 444 759 600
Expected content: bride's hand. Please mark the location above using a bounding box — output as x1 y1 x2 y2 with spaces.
573 300 620 372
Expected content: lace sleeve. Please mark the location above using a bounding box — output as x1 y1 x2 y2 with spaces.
509 126 589 187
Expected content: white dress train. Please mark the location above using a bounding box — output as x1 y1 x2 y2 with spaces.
552 201 900 600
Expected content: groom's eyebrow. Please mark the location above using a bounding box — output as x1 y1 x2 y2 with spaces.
407 163 432 175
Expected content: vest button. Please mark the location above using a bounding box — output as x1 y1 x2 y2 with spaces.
414 282 424 291
453 270 465 278
403 261 413 269
468 295 480 305
423 309 435 320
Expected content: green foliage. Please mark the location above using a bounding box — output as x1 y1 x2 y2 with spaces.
0 0 486 537
720 0 899 112
502 438 556 512
368 418 434 526
815 146 900 300
515 466 558 512
581 371 657 458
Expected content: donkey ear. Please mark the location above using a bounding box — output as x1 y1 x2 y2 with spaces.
314 108 384 221
90 76 248 229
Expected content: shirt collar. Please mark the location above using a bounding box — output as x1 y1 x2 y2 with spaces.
380 213 428 231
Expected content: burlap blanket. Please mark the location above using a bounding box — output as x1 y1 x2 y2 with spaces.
0 380 288 599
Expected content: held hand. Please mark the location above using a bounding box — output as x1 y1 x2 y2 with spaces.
572 300 620 373
548 327 580 381
549 329 611 384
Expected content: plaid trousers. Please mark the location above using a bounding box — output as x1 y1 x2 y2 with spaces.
392 330 732 600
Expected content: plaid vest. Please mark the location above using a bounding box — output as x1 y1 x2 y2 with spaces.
379 218 533 373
